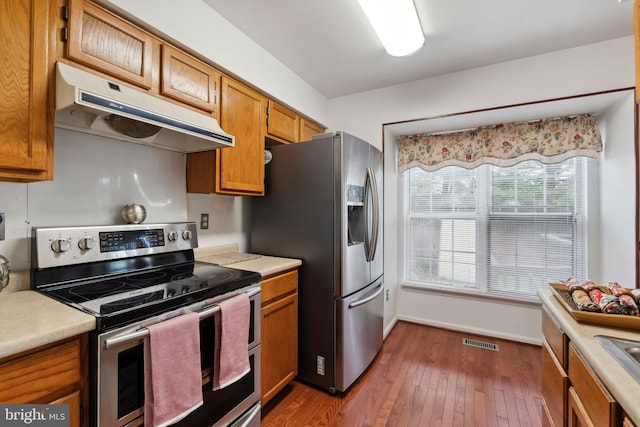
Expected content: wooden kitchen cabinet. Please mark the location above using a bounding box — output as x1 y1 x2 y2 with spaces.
161 44 221 116
0 0 56 182
266 100 299 143
568 343 621 427
541 306 569 427
184 75 268 195
0 334 88 427
261 269 298 405
299 117 326 142
542 303 626 427
66 0 157 90
634 0 640 101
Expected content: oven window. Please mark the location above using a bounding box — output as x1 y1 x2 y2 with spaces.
118 345 145 419
172 353 256 427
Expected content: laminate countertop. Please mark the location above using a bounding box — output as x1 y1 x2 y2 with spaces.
0 290 95 360
539 288 640 425
194 246 301 277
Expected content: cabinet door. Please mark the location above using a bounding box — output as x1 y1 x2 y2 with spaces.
266 100 299 143
542 338 568 427
299 117 325 142
261 276 298 405
568 344 619 427
50 391 81 427
161 44 220 115
0 0 55 181
568 387 595 427
67 0 155 89
216 77 265 195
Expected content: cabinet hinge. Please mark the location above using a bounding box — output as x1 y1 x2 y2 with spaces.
62 5 69 21
61 27 69 43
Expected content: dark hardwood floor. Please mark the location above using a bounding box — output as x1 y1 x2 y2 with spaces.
261 321 542 427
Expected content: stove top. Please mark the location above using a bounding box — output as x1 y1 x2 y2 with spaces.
31 223 261 331
40 261 260 330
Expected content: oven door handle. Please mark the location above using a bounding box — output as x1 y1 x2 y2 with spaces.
103 287 260 350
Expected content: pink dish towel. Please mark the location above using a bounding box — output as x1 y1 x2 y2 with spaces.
144 312 203 427
213 293 251 390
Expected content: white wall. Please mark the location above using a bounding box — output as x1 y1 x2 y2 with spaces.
327 36 636 343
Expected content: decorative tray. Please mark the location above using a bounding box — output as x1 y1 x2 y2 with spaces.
548 282 640 330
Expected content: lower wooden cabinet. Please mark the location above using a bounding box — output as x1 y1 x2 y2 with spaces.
542 303 625 427
0 335 88 427
542 338 568 427
261 269 298 405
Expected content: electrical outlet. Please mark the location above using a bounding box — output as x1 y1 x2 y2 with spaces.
0 213 4 241
200 213 209 230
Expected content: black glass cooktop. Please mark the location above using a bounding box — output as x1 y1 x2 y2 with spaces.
39 261 260 330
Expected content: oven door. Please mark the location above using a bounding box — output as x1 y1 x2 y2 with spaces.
95 286 261 427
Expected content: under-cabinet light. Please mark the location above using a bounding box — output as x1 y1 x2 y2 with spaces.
357 0 425 57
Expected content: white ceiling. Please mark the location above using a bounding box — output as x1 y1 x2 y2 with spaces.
202 0 634 99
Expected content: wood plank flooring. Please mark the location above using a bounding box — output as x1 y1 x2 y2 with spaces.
261 321 542 427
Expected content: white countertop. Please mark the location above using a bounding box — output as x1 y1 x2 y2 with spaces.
539 288 640 424
0 291 95 360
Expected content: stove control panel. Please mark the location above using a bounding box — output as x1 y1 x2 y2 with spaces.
32 222 198 269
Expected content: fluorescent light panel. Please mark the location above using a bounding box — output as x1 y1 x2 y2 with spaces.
358 0 425 57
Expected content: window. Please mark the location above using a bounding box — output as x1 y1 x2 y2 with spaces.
404 158 588 300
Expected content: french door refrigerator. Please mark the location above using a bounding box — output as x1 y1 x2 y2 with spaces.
251 131 383 394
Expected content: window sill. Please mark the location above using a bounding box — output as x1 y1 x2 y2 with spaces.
400 282 543 308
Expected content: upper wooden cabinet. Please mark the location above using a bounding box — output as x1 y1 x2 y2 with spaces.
215 77 266 195
266 100 299 143
161 44 220 116
300 117 325 142
66 0 156 90
0 0 56 182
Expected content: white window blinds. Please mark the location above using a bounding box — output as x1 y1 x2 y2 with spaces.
405 158 588 300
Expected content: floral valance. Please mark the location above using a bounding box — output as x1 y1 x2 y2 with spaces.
397 114 602 173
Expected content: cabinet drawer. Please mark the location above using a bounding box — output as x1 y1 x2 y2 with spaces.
542 305 567 368
262 270 298 304
568 343 619 427
542 338 568 427
0 340 81 403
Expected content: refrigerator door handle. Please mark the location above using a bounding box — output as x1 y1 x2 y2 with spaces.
348 283 384 309
365 167 380 262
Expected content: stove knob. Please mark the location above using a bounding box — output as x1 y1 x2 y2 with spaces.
78 237 96 251
51 239 71 253
181 286 190 294
182 230 192 240
167 231 178 242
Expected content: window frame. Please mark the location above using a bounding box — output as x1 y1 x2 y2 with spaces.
403 158 588 301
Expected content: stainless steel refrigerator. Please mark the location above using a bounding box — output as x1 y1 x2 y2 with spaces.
251 131 383 394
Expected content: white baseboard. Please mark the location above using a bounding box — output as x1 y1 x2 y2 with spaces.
383 315 399 340
397 314 542 346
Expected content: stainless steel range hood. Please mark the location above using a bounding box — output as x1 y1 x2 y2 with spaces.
54 62 234 152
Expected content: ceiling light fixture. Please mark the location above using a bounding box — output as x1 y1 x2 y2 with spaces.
357 0 425 57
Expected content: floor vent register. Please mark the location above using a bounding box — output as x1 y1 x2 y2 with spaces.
462 338 499 351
